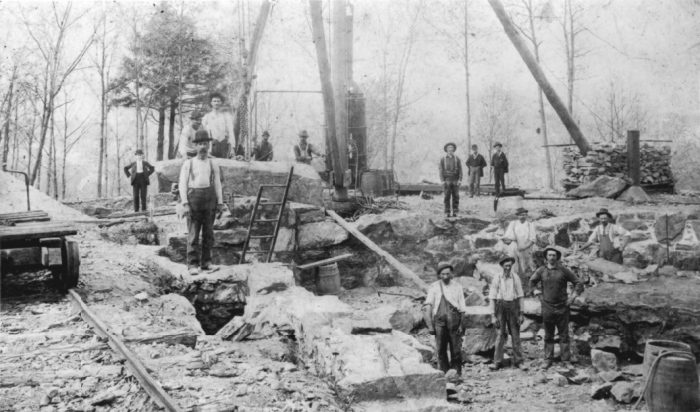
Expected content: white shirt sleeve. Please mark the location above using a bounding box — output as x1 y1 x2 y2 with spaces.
212 159 223 204
178 160 190 203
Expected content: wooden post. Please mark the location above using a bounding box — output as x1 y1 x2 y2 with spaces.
331 0 350 200
627 130 640 185
488 0 592 155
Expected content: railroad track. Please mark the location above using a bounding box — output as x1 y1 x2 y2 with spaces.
0 280 183 411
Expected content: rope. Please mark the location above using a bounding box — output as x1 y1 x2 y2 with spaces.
634 349 696 409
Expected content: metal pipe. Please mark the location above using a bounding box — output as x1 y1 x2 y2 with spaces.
4 167 30 211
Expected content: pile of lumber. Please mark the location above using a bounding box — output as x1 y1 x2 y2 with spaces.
562 143 673 185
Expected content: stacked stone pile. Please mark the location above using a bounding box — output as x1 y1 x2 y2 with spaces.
562 143 673 186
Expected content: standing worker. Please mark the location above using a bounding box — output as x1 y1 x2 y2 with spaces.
503 207 537 292
423 261 468 376
466 144 487 197
202 92 233 158
439 142 463 218
579 208 630 264
123 149 155 212
491 142 509 196
529 247 583 369
489 257 526 370
178 130 225 276
253 131 274 161
293 130 323 164
178 110 204 159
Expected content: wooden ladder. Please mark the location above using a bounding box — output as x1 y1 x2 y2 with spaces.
240 166 294 264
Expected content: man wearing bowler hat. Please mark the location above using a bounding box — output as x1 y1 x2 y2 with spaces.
489 256 526 370
466 144 487 197
579 208 630 264
439 142 463 218
253 130 274 161
294 130 323 164
503 207 537 292
491 142 509 196
178 110 204 159
529 247 583 368
123 149 155 212
178 130 225 275
423 261 468 375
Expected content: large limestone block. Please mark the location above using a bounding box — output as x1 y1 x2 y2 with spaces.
654 212 686 244
567 176 628 199
297 220 348 249
461 306 492 328
676 220 700 250
671 133 700 193
154 159 324 206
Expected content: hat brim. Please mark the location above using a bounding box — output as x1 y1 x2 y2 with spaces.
596 212 613 219
499 257 515 267
543 248 562 260
437 264 454 274
516 209 529 215
443 143 457 152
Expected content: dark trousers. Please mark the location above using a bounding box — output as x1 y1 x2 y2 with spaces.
210 140 231 158
434 310 462 374
493 300 523 365
543 304 571 361
443 180 460 214
468 168 481 196
132 174 148 212
494 169 506 196
187 187 216 267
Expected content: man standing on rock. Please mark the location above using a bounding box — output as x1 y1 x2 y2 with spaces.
202 92 233 158
466 144 487 197
529 247 583 369
489 257 526 370
503 207 537 292
491 142 508 196
439 142 463 218
424 261 468 376
123 149 155 212
579 208 630 264
179 130 225 275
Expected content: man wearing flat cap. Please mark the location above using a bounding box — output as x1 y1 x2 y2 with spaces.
489 256 526 370
439 142 463 218
579 208 630 264
503 207 537 292
490 142 509 196
253 130 274 161
423 261 468 375
179 130 225 276
123 149 155 212
178 110 204 159
529 247 583 368
294 130 323 164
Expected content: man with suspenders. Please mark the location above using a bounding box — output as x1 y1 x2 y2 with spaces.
179 130 225 275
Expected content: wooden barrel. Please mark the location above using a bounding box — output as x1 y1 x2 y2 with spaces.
360 170 393 197
643 340 692 378
646 353 700 412
316 263 341 295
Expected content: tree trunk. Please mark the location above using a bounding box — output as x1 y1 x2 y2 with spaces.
2 68 16 168
167 99 176 159
11 94 19 170
156 106 165 161
464 1 471 151
115 114 121 196
330 0 350 198
97 77 105 197
51 114 58 198
488 0 591 155
30 97 54 185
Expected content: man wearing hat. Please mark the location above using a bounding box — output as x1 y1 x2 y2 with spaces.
178 130 225 275
529 247 583 368
489 256 526 370
294 130 323 164
503 207 537 292
423 261 468 375
439 142 463 218
490 142 509 196
466 144 487 197
253 130 274 161
579 208 630 264
178 110 204 158
202 92 233 158
123 149 155 212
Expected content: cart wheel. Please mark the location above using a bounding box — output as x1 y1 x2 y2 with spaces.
60 239 80 290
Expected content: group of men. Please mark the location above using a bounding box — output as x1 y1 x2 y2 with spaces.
439 142 509 217
424 206 631 375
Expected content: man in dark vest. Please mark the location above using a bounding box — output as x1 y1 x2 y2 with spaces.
529 247 583 368
439 142 463 218
491 142 509 196
466 144 487 197
253 130 274 161
123 149 155 212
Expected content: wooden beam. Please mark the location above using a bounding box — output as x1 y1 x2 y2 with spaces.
67 290 184 412
627 130 641 185
296 253 353 271
326 210 428 293
331 0 350 197
488 0 592 156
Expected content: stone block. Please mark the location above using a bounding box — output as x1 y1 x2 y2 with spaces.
461 306 492 328
654 212 686 244
462 328 497 355
246 262 296 296
273 227 296 252
473 236 498 249
590 349 618 372
567 176 628 199
297 220 348 249
592 335 622 351
676 220 700 250
610 381 638 404
426 235 454 254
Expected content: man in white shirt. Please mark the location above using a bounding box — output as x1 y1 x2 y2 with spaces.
201 92 233 158
179 130 224 275
579 208 630 264
503 207 537 291
423 261 468 375
489 257 526 370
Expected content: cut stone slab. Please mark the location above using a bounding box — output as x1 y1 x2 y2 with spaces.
462 327 497 354
590 349 618 372
610 381 638 404
583 258 629 278
154 159 324 206
297 220 348 249
567 176 628 199
654 212 686 244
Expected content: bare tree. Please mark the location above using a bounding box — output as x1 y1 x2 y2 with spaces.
59 95 89 199
475 84 519 181
592 81 649 142
560 0 588 117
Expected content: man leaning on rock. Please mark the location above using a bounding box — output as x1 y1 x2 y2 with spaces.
423 261 468 376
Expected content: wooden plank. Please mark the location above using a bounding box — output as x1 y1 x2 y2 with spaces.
67 290 184 412
0 216 51 224
326 210 428 293
297 253 354 271
0 210 48 218
0 224 77 242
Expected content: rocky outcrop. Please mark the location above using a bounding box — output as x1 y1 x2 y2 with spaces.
154 159 324 206
297 220 348 249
